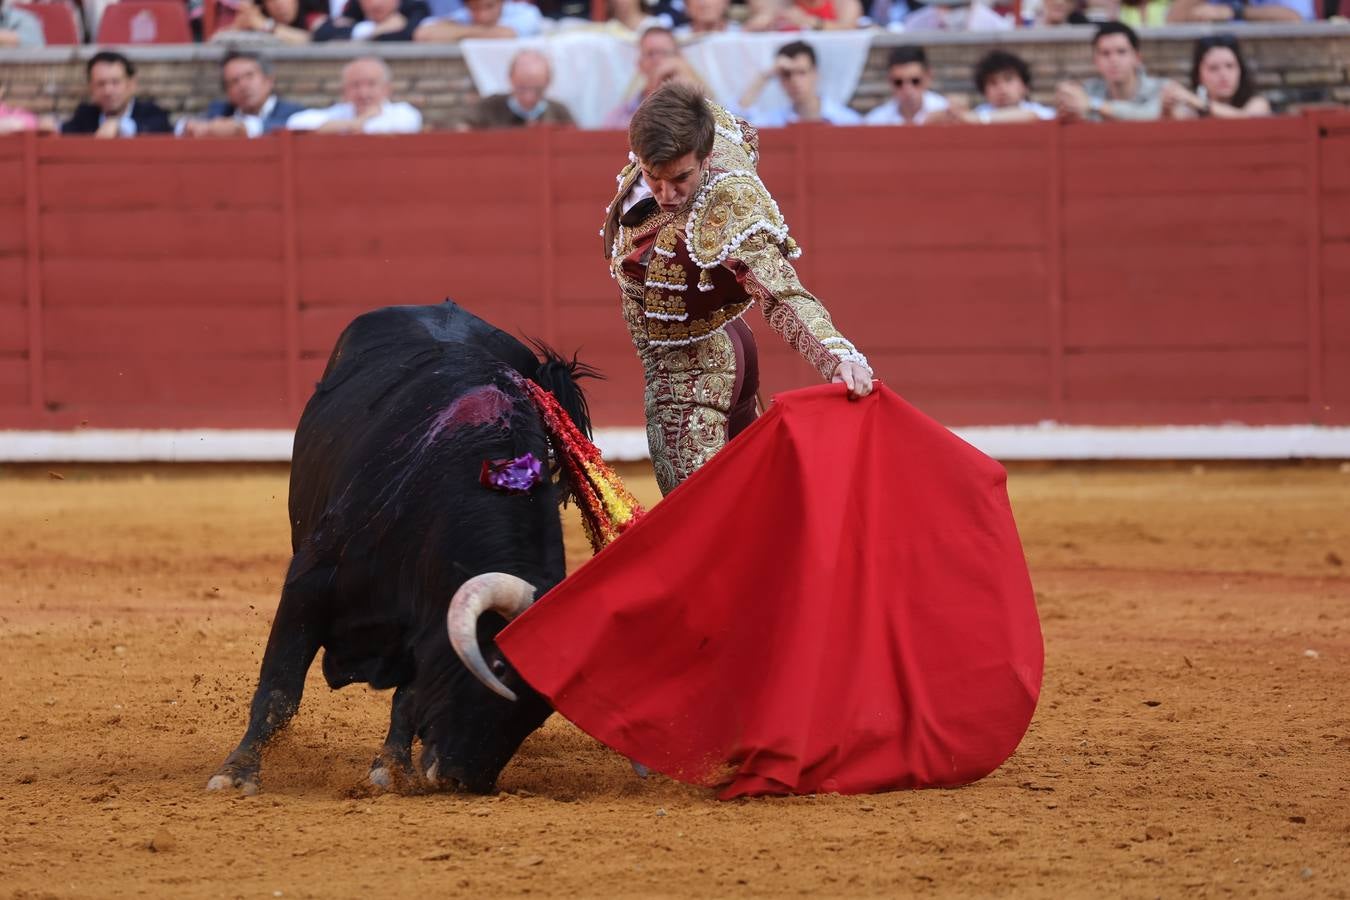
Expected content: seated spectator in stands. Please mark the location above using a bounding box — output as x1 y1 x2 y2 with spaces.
0 1 45 47
674 0 738 35
468 49 575 129
179 52 307 138
740 40 861 127
62 52 172 138
533 0 591 21
1167 0 1308 21
903 0 1011 30
863 46 948 126
1161 34 1271 119
215 0 328 44
0 86 39 134
744 0 862 30
1118 0 1168 25
1055 22 1163 122
286 56 423 133
602 26 701 129
1035 0 1090 24
414 0 542 40
933 49 1055 124
612 0 690 30
314 0 429 40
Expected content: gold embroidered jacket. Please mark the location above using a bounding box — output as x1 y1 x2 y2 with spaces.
602 102 868 382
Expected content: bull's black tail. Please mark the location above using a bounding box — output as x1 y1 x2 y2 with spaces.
529 342 600 441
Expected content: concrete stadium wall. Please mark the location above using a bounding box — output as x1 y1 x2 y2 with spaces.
0 25 1347 130
0 113 1347 432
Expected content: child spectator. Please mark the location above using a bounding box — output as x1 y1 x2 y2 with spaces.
1161 34 1271 119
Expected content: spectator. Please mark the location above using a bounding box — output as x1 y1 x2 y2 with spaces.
933 49 1055 124
179 52 308 138
1055 22 1163 122
1035 0 1090 24
863 45 948 126
468 49 576 129
0 86 39 134
62 52 172 139
674 0 737 35
286 57 423 133
414 0 543 40
744 0 863 30
740 40 861 127
602 26 701 130
1161 34 1271 119
0 0 44 47
1167 0 1308 22
903 0 1011 30
1118 0 1168 26
314 0 429 40
215 0 329 44
534 0 590 19
612 0 690 30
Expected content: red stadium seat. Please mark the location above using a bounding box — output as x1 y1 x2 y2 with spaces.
15 1 83 44
201 0 237 39
94 0 192 42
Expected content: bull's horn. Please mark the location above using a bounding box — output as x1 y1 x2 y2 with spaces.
446 573 536 702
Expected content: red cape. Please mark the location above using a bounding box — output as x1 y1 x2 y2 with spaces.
498 383 1043 798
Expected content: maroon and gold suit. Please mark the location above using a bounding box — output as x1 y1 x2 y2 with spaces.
602 103 870 496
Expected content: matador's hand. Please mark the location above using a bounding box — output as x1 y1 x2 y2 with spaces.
832 360 874 401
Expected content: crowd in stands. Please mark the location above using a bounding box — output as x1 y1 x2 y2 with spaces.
0 0 1342 136
0 0 1342 49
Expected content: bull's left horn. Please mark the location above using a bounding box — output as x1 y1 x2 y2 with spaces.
446 573 536 702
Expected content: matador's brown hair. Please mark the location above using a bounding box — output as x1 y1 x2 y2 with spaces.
628 81 715 167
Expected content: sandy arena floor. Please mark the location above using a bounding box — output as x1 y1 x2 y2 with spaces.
1 461 1348 899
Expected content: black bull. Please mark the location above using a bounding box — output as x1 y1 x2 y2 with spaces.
207 301 593 795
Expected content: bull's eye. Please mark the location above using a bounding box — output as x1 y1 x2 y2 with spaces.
490 657 509 676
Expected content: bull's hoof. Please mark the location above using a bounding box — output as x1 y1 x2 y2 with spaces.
369 750 415 791
206 771 260 795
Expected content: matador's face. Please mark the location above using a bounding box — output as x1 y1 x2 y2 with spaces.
638 152 709 214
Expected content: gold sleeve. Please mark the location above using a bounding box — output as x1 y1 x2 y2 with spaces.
731 233 871 382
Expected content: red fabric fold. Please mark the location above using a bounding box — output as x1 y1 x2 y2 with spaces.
498 383 1043 798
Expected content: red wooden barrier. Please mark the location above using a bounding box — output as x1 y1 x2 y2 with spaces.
1 114 1347 432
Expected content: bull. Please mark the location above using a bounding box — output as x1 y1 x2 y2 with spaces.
207 301 592 795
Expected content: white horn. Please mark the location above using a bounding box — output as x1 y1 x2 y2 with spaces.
446 573 536 702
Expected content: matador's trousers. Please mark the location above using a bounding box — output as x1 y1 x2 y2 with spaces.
623 300 759 497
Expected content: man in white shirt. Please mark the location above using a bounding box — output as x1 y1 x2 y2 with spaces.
286 57 423 134
863 45 948 126
738 40 862 128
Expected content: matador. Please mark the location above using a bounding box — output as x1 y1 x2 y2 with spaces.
602 82 874 496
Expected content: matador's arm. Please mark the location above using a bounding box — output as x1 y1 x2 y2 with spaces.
730 233 871 382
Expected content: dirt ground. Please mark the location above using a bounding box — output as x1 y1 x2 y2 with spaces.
1 461 1348 899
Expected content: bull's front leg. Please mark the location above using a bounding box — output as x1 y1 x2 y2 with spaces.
207 574 326 795
368 683 417 790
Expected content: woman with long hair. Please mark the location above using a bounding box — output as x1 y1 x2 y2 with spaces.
1162 34 1271 118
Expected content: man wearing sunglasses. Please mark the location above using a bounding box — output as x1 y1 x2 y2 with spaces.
863 45 950 126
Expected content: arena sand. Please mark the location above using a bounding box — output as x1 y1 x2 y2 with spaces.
1 462 1347 899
